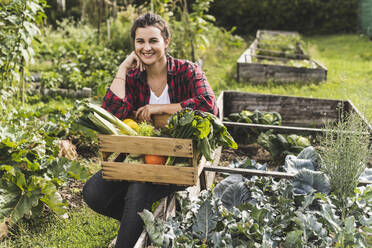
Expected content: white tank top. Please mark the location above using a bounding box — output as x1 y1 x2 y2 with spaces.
149 84 170 104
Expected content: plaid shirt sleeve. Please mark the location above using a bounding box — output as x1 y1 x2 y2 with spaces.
101 88 134 120
102 72 138 120
179 63 218 116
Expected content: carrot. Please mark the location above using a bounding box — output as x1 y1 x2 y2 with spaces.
144 154 166 165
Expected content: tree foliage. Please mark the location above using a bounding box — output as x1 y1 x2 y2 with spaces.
0 0 46 87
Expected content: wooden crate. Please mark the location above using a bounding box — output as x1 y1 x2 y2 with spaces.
99 134 208 186
218 90 372 142
237 30 327 83
98 113 221 186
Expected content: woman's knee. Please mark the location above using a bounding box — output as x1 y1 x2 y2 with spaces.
82 177 99 209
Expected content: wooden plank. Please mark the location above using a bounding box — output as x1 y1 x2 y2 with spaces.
204 165 372 186
98 135 193 157
345 100 372 132
238 59 327 83
101 162 196 185
223 91 344 125
223 121 325 135
200 146 222 190
204 165 295 179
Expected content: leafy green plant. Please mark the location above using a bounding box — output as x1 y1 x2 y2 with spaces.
257 130 311 165
251 57 317 69
163 108 237 164
140 176 372 247
257 33 306 58
0 101 90 238
31 20 125 96
0 0 46 104
318 112 372 214
225 109 282 144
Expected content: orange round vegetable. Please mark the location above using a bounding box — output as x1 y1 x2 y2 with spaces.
144 154 166 165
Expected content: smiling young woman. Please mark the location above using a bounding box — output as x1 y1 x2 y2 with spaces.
83 12 218 248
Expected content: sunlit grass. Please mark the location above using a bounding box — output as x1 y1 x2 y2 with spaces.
0 205 119 248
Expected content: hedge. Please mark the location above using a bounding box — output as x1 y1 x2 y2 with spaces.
209 0 359 36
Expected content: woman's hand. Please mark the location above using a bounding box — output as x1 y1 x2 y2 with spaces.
110 51 145 99
136 104 163 122
116 51 145 78
135 104 182 122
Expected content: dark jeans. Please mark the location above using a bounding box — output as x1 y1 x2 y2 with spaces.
83 170 185 248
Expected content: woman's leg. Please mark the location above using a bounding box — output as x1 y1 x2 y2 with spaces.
115 182 185 248
82 170 129 220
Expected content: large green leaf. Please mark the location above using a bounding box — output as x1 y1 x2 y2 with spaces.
0 180 41 224
292 169 330 195
319 204 341 233
284 230 303 248
192 197 219 241
0 181 21 223
221 182 251 210
0 165 26 191
139 209 165 247
214 174 245 198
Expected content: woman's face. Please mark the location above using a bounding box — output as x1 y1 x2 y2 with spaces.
134 26 169 66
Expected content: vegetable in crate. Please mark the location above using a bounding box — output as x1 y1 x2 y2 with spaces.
144 154 166 165
77 102 137 136
163 108 237 165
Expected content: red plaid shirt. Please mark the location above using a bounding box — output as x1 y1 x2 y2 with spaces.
102 55 218 119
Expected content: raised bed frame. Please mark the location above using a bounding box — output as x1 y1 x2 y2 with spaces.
237 30 327 83
218 90 372 140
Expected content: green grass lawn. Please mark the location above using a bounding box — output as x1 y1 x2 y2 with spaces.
204 34 372 122
0 205 119 248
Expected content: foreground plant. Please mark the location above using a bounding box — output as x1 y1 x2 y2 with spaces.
0 103 90 239
140 176 372 247
318 112 372 212
163 108 237 165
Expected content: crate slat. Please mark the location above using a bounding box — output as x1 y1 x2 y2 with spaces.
98 135 193 157
101 162 196 185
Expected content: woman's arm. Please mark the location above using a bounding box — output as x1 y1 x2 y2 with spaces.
135 103 182 122
102 52 145 119
110 51 144 99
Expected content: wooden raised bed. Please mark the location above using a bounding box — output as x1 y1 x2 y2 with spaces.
237 30 327 83
256 30 309 59
218 90 372 142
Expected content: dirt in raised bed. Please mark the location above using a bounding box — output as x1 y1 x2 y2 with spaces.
60 178 86 210
219 143 272 168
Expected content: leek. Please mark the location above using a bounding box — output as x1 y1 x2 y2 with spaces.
87 112 119 135
87 103 138 136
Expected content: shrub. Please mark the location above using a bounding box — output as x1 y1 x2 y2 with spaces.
209 0 359 36
318 112 372 206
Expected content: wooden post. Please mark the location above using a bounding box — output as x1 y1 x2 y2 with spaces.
107 19 111 41
97 0 103 44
